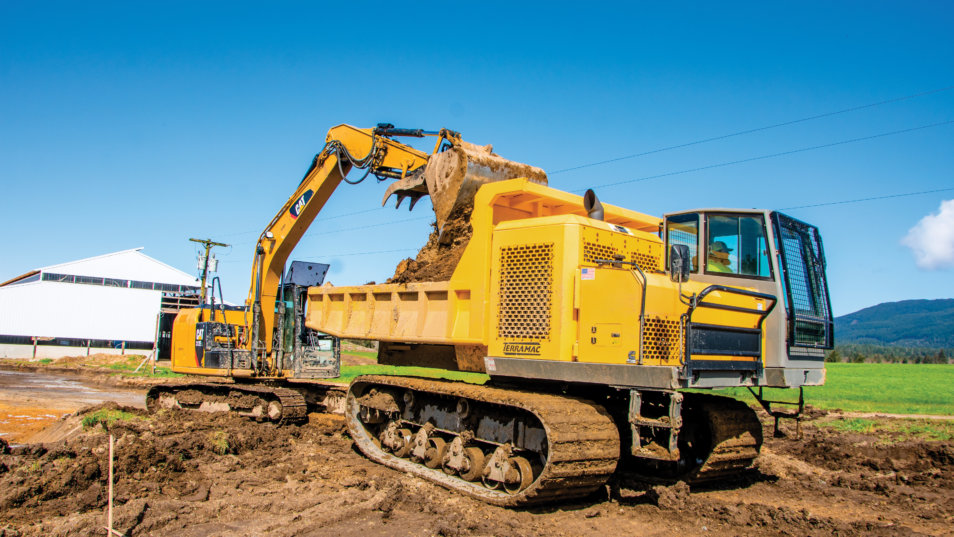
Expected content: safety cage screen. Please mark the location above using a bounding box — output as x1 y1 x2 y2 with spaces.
771 212 833 349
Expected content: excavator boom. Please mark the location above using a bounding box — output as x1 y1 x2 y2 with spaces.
249 124 431 359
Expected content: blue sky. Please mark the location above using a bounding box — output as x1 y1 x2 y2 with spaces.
1 1 952 316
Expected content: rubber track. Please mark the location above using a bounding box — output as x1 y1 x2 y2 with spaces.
688 393 763 482
347 375 620 507
146 382 308 424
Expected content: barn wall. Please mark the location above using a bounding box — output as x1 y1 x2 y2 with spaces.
0 344 134 359
0 281 161 341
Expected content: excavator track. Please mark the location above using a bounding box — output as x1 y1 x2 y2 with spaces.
623 392 763 486
146 382 309 424
346 375 620 507
686 393 763 482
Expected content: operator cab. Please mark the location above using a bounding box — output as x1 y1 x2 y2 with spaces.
663 209 833 387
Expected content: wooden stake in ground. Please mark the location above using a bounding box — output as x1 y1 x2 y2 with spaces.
104 434 124 536
133 352 151 373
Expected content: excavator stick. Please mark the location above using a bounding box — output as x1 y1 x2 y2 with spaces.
383 136 548 234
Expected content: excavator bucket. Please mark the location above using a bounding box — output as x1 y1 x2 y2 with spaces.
383 138 548 231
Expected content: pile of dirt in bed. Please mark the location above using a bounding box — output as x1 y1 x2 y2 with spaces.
388 204 474 284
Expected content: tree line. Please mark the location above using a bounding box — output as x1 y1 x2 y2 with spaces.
825 343 953 364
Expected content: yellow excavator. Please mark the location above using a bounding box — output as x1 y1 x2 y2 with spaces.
149 123 834 506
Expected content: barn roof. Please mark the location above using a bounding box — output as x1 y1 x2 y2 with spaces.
0 248 197 287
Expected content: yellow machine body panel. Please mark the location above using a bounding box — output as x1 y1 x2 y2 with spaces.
306 179 662 348
306 179 771 379
170 307 295 377
488 215 769 367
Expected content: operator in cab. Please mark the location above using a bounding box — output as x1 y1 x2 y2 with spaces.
707 241 734 273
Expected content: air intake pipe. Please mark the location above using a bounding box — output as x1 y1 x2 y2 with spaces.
583 189 604 221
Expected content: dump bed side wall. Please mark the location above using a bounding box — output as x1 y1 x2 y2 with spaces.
305 282 475 345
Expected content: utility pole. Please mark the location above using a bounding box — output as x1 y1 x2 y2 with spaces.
189 238 229 304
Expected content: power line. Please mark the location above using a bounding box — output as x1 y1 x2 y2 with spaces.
218 118 951 255
304 216 431 237
215 207 400 239
579 119 954 192
551 85 954 175
219 247 417 264
197 89 954 255
333 248 417 257
781 187 954 210
220 216 433 249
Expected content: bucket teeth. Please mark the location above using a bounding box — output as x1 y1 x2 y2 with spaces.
382 171 428 210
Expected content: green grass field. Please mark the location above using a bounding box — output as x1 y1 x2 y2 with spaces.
342 349 378 360
816 416 954 441
332 364 488 385
333 362 954 416
715 363 954 416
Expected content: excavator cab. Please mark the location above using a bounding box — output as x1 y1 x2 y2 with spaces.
280 261 338 379
170 259 339 378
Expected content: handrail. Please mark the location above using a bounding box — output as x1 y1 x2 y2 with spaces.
682 285 778 371
688 285 777 328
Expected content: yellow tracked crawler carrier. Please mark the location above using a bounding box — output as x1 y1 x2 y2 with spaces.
151 123 834 506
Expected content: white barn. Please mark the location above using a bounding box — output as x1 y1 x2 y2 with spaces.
0 248 200 358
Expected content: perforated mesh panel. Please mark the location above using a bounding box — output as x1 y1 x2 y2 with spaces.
497 243 554 340
582 242 659 273
632 251 658 273
583 242 615 264
642 317 683 363
774 213 833 348
779 233 824 317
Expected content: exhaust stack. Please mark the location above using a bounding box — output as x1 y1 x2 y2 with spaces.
583 189 604 221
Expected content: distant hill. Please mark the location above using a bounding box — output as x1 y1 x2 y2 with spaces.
835 299 954 348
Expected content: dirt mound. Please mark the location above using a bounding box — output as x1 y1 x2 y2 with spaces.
49 353 147 367
2 407 952 537
0 403 316 526
782 426 954 490
389 204 473 284
646 481 691 509
694 499 912 536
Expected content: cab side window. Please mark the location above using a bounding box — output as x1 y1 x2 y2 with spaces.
706 214 773 278
666 213 699 272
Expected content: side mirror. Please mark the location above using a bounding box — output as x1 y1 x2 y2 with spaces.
669 245 691 283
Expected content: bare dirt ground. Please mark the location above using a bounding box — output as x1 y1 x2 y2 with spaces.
1 400 952 537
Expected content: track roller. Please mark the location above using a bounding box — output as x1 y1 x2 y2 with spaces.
346 375 620 507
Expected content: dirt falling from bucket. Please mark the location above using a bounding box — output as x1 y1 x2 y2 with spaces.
388 203 474 284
